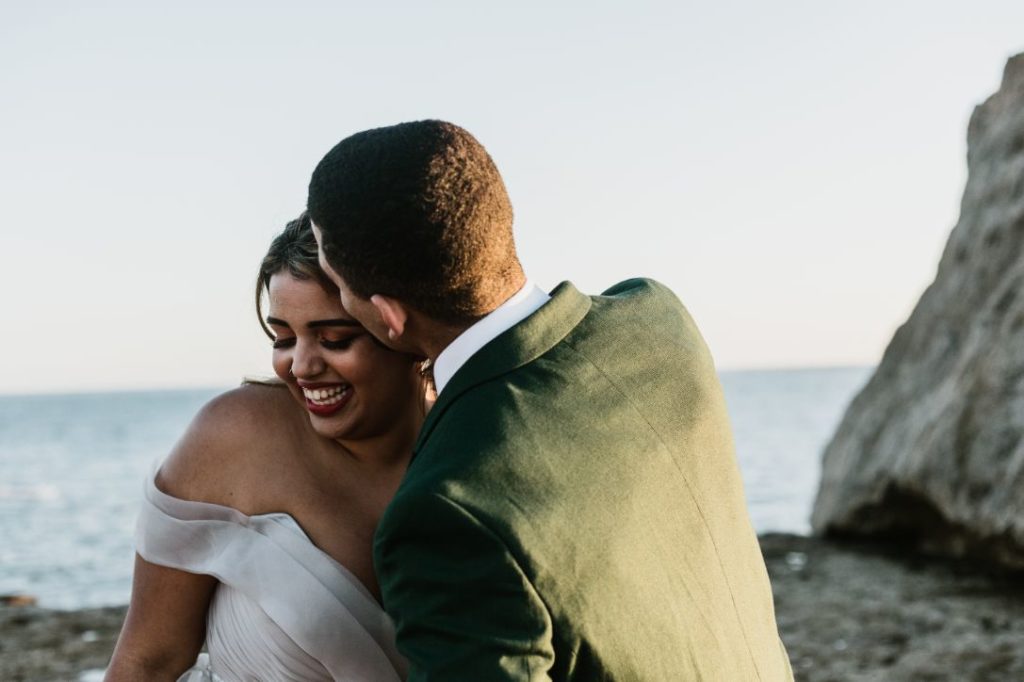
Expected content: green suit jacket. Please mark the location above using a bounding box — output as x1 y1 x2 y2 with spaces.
374 279 793 681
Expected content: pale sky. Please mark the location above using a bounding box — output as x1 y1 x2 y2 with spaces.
3 2 1023 394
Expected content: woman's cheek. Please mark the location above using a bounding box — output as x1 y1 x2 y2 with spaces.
271 350 292 382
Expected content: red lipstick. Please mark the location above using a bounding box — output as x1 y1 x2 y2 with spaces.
301 384 352 417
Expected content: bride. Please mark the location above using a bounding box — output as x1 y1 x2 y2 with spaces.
106 213 431 681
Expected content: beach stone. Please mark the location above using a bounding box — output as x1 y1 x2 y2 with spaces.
811 53 1024 569
761 534 1024 681
0 595 37 607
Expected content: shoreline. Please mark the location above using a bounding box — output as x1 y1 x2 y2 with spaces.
3 534 1023 681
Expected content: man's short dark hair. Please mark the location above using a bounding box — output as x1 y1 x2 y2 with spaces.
307 120 520 325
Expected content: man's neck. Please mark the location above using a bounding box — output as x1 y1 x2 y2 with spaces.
414 275 528 362
419 323 474 364
430 279 551 395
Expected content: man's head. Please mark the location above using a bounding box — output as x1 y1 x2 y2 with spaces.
307 120 523 353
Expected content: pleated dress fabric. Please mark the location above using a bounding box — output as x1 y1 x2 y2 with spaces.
134 471 408 681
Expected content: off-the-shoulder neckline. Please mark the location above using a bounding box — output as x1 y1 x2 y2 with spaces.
147 467 380 605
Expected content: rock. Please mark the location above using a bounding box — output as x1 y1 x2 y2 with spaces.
761 534 1024 681
811 53 1024 569
0 595 38 607
0 605 125 681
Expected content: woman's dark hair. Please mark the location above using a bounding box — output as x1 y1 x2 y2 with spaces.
255 211 335 339
307 120 521 325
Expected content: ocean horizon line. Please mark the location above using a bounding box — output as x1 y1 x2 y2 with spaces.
0 364 876 399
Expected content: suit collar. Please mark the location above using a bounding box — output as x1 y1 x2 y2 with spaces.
433 281 551 396
414 281 591 454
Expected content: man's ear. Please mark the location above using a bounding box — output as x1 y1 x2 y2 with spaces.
370 295 408 341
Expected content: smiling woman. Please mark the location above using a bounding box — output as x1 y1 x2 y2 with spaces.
104 214 432 681
257 213 431 442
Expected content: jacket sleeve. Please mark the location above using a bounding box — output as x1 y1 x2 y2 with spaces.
374 491 556 681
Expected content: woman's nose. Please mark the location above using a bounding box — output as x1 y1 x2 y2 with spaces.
290 340 325 378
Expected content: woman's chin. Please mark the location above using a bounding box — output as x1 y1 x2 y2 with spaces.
304 405 353 437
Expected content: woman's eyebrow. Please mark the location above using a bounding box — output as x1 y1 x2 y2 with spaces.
265 316 290 328
308 318 362 329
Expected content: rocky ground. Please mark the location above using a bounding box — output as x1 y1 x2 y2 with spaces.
2 534 1022 681
0 603 122 681
762 534 1024 681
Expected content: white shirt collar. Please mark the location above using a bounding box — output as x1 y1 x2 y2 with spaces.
433 280 551 396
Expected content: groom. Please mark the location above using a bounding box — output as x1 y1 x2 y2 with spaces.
307 120 792 680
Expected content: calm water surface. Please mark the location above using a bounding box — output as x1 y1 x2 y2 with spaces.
0 366 870 609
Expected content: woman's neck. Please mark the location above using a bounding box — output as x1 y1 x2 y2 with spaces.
334 400 424 474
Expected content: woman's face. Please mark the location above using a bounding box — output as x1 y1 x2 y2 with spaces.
266 271 421 441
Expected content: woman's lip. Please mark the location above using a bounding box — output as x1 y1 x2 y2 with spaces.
297 381 346 389
305 387 353 417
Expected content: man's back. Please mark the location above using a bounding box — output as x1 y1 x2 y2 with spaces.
374 279 792 681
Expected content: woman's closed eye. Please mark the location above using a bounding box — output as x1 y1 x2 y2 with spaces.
272 336 296 349
321 334 363 351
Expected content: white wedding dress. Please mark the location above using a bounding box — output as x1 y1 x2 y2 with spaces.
135 470 408 681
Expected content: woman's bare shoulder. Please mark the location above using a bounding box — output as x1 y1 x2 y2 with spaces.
157 383 306 508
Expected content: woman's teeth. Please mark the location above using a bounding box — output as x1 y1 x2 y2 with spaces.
302 385 349 406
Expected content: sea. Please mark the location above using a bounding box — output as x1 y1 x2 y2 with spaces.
0 366 871 610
